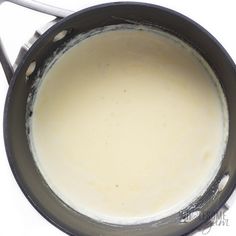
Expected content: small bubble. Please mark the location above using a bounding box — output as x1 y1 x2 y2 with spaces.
115 184 119 188
26 127 30 134
203 151 211 162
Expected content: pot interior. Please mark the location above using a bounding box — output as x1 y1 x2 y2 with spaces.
4 3 236 236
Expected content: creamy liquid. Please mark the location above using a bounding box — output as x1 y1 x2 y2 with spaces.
30 26 228 224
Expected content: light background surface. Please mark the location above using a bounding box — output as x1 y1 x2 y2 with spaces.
0 0 235 235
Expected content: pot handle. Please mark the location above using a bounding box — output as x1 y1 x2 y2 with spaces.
0 38 13 83
0 0 73 83
7 0 73 18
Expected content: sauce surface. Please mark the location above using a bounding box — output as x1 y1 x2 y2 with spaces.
30 27 228 224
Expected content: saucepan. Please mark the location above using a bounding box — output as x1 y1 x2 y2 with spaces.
1 1 236 236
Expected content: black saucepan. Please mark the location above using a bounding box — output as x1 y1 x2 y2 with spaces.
1 2 236 236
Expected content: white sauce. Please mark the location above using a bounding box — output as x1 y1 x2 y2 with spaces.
30 26 228 225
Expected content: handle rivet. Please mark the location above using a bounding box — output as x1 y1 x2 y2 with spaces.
53 30 68 42
218 174 229 192
26 61 36 77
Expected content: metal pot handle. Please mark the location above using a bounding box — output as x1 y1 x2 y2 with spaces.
7 0 73 18
0 0 73 83
0 38 13 83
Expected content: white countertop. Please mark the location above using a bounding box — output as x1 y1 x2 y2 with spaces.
0 1 235 235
